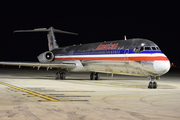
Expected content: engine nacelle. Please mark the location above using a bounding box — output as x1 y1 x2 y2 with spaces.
37 51 54 63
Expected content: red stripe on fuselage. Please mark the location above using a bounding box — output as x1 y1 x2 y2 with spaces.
55 56 169 61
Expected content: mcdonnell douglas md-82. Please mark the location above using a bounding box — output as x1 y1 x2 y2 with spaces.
0 27 170 89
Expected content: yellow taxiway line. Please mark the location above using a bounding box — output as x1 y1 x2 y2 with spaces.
0 82 59 101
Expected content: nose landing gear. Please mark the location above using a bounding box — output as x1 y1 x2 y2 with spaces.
148 76 158 89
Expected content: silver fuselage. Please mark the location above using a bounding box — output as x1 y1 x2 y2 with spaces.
52 39 170 77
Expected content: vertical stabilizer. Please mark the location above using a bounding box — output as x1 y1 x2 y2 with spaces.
47 27 59 51
14 27 78 51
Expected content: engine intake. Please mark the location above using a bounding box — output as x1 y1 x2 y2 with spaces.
37 51 54 63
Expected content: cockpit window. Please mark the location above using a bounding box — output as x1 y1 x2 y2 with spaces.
145 47 151 50
151 47 156 50
156 47 161 51
133 47 139 53
134 46 161 53
139 47 144 52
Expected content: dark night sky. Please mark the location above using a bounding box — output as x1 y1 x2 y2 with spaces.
1 1 179 63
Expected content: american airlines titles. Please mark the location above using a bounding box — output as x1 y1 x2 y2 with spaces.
96 43 119 50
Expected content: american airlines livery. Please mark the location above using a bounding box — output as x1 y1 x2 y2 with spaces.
0 27 170 89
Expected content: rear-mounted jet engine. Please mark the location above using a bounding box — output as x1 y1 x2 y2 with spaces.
37 51 54 63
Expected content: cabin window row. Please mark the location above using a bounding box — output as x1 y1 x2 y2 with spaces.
69 50 121 55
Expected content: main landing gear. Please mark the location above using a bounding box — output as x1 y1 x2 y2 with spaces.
90 72 100 80
55 71 100 80
148 76 159 89
56 69 66 80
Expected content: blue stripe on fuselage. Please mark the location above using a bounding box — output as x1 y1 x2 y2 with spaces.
54 49 162 56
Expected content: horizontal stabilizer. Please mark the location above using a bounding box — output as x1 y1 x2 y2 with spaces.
14 27 78 35
14 26 78 51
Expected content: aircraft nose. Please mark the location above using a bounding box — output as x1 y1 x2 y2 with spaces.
153 60 170 75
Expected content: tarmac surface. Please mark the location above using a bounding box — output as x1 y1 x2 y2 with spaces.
0 66 180 120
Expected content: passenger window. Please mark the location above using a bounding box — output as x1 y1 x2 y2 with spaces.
145 47 151 50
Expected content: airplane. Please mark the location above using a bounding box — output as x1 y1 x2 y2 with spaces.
0 27 170 89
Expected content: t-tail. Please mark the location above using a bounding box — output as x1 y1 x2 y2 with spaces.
14 27 78 51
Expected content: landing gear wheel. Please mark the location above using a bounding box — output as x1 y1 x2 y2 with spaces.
148 76 158 89
60 72 66 80
55 72 66 80
153 82 157 89
90 72 95 80
95 73 100 80
90 72 100 80
148 81 153 89
56 72 61 80
148 81 157 89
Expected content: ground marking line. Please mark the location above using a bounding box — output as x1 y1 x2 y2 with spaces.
0 82 59 101
0 82 90 102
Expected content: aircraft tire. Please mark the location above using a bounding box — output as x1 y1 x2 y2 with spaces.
148 82 153 89
60 72 66 80
95 73 100 80
56 72 61 80
153 82 157 89
90 72 95 80
148 81 157 89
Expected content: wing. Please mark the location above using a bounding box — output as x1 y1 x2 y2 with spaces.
0 62 76 70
